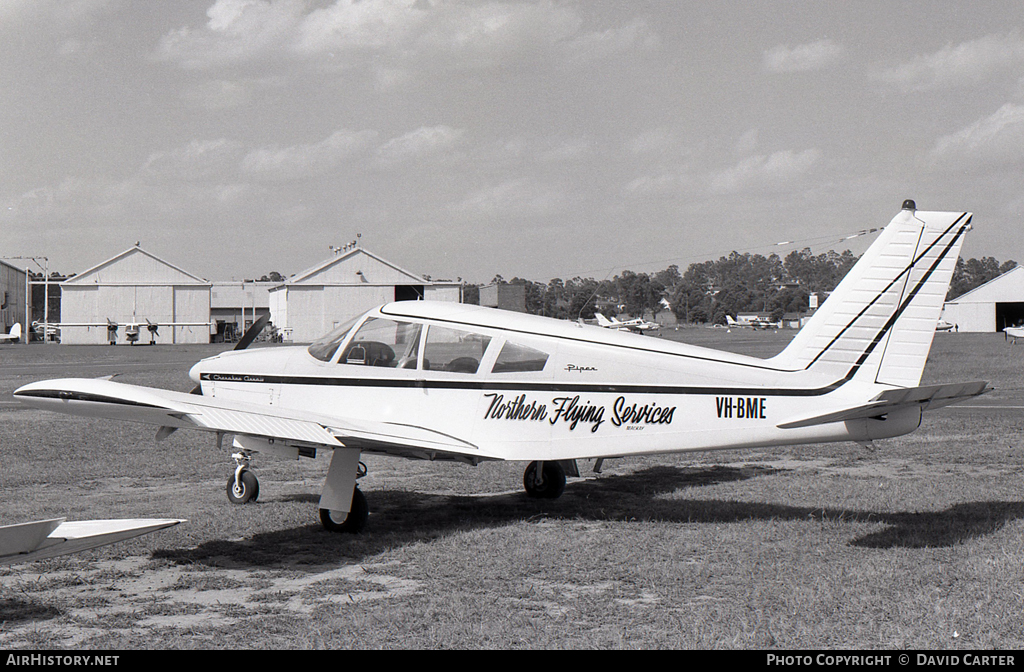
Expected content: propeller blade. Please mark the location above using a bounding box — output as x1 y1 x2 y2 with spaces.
234 314 270 351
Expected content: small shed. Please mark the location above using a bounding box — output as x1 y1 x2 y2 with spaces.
60 246 212 344
479 283 526 312
941 265 1024 333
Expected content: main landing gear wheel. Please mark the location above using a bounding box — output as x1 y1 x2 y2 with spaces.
227 469 259 504
523 461 566 499
319 488 369 533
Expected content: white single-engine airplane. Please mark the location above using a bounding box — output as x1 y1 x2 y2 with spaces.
595 313 660 333
14 201 988 533
1005 326 1024 343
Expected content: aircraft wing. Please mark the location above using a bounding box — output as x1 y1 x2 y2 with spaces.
0 518 183 565
14 378 479 457
777 381 990 430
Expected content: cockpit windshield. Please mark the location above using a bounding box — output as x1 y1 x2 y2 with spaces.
307 315 362 362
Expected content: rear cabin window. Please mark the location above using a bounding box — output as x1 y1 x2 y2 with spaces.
491 342 549 373
338 318 422 368
423 326 492 373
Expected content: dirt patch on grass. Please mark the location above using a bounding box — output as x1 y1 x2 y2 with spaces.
0 556 422 647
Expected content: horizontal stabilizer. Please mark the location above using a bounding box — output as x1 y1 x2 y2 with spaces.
0 518 183 565
778 380 989 429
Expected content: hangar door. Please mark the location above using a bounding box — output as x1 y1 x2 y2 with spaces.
173 286 210 344
395 285 424 301
996 302 1024 332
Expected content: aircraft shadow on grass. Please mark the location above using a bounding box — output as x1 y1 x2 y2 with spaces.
0 598 61 626
152 464 1024 569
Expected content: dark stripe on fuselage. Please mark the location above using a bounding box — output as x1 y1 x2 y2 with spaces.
200 372 843 398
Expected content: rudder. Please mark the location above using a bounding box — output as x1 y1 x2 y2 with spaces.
769 201 971 388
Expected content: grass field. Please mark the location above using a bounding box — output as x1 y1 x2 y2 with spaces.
1 330 1023 649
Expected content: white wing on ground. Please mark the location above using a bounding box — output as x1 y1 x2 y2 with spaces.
0 518 184 565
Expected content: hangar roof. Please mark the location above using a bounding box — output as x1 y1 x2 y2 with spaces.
946 265 1024 304
281 246 440 287
62 246 210 286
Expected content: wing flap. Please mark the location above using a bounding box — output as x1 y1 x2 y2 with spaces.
778 380 989 429
184 405 342 446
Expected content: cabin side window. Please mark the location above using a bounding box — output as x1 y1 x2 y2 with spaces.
491 341 549 373
422 325 492 373
339 317 422 368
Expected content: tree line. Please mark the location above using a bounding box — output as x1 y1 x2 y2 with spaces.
463 250 1016 325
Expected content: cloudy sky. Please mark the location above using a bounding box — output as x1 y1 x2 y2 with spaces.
2 1 1023 284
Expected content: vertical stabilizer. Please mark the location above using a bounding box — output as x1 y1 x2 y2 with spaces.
769 201 971 388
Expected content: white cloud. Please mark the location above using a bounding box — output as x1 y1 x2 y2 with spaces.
142 138 246 181
623 171 692 198
295 0 428 54
376 125 464 165
624 145 820 199
156 0 306 68
929 103 1024 170
561 18 658 66
710 149 821 194
874 31 1024 91
156 0 656 73
763 39 843 73
181 79 254 110
450 177 562 218
0 0 113 30
241 129 378 180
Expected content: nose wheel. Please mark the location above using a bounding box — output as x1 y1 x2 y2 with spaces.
226 451 259 504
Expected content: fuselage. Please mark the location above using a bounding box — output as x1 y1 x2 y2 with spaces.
189 301 913 462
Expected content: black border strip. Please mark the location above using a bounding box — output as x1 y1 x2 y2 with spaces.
13 389 166 409
199 372 843 398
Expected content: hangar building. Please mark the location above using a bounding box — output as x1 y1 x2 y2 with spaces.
1 259 28 343
269 245 461 343
60 246 213 345
941 265 1024 333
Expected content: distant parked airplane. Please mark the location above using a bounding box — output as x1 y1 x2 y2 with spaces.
594 313 660 333
1005 326 1024 343
726 315 776 330
41 318 216 345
